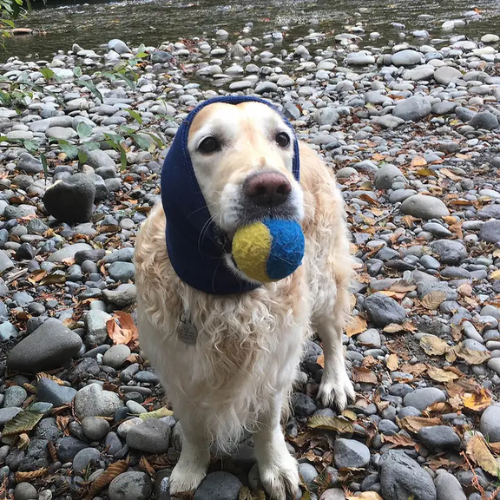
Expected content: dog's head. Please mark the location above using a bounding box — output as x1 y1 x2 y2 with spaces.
187 100 304 237
161 97 303 293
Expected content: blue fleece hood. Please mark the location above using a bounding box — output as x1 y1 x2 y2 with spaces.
160 95 300 295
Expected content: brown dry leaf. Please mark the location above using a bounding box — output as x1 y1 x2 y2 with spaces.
381 434 416 448
138 456 155 476
400 363 428 377
386 354 399 371
440 168 462 181
352 367 378 384
316 355 324 368
466 434 500 476
346 316 368 337
389 280 417 293
402 214 415 228
399 416 442 433
36 372 66 386
14 468 48 482
85 459 130 500
421 291 447 310
425 402 453 414
420 335 450 356
489 442 500 454
106 311 138 347
456 345 491 365
427 366 459 383
463 388 492 412
347 493 383 500
411 156 428 167
17 433 29 450
372 153 385 162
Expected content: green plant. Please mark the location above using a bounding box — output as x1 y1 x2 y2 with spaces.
0 0 31 43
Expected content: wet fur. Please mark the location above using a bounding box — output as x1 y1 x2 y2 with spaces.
134 102 355 499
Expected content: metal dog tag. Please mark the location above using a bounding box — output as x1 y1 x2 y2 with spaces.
179 311 198 345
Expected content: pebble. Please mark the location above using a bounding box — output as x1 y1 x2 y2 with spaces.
74 383 123 418
7 318 83 373
13 483 37 500
400 195 450 219
102 344 131 368
364 293 406 327
72 447 100 473
417 425 461 451
108 471 153 500
334 439 370 468
480 404 500 442
81 416 111 441
37 377 77 406
380 450 436 500
434 470 466 500
126 419 171 453
404 388 447 411
194 472 242 500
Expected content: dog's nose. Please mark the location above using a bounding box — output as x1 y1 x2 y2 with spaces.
243 172 291 207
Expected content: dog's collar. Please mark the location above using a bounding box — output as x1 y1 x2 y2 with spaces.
160 95 301 295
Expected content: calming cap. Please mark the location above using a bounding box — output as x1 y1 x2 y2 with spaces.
160 95 301 295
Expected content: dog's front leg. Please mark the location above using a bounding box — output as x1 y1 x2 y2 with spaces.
253 393 299 500
169 416 210 495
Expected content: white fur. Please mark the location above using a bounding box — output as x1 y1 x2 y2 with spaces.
134 102 355 499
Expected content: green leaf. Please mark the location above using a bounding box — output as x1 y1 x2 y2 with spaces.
131 133 151 151
78 149 88 166
76 79 103 103
119 73 136 90
135 52 149 59
23 138 39 154
126 108 143 125
58 140 78 159
307 415 354 433
119 146 127 172
2 410 43 436
143 132 164 149
40 153 48 178
138 407 174 421
39 68 55 81
76 121 93 139
73 66 82 78
84 141 100 151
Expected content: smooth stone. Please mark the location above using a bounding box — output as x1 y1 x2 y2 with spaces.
374 164 405 190
418 425 461 451
434 66 462 85
434 470 466 500
7 318 82 373
193 471 242 500
334 438 370 468
108 471 153 500
480 404 500 442
102 345 131 369
126 419 171 454
400 195 450 219
364 293 406 327
81 416 110 441
430 240 467 264
37 377 76 406
393 96 432 121
392 50 422 66
14 483 37 500
404 388 446 411
74 383 123 418
48 243 92 263
72 447 100 473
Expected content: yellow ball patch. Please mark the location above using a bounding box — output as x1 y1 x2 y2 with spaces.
232 221 272 283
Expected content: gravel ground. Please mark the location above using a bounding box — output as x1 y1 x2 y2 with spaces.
1 14 500 500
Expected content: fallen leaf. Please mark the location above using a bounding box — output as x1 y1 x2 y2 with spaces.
411 156 428 167
491 269 500 280
425 402 453 414
456 345 491 365
389 280 417 293
239 487 266 500
427 366 459 383
14 468 48 482
399 416 442 433
17 433 30 450
466 434 500 476
2 411 43 436
416 168 435 177
421 291 447 310
489 442 500 454
400 363 428 377
316 355 324 368
85 458 130 500
420 335 450 356
106 311 138 347
347 493 383 500
352 367 378 384
138 408 174 420
386 354 399 371
346 316 368 337
307 415 354 434
440 168 462 181
463 388 492 412
381 434 416 448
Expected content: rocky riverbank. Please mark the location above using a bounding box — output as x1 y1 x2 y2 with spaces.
1 18 500 500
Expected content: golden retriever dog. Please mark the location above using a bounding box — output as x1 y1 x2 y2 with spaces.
134 95 355 499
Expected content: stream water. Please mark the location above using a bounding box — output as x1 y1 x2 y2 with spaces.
3 0 500 62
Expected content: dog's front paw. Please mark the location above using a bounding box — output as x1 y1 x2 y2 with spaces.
317 370 355 411
169 461 206 496
259 453 300 500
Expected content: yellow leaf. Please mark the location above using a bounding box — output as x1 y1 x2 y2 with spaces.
316 355 324 368
399 416 442 433
439 168 462 181
416 168 435 177
352 367 378 384
420 335 449 356
456 344 491 365
387 354 399 371
346 316 368 337
421 291 447 310
427 366 459 383
463 388 492 412
466 434 500 476
490 269 500 280
347 493 383 500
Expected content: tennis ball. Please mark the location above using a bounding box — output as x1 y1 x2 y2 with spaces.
231 219 305 283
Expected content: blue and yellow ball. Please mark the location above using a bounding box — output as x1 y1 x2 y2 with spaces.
231 219 305 283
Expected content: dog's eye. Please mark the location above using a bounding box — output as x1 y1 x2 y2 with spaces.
198 137 220 154
276 132 290 148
